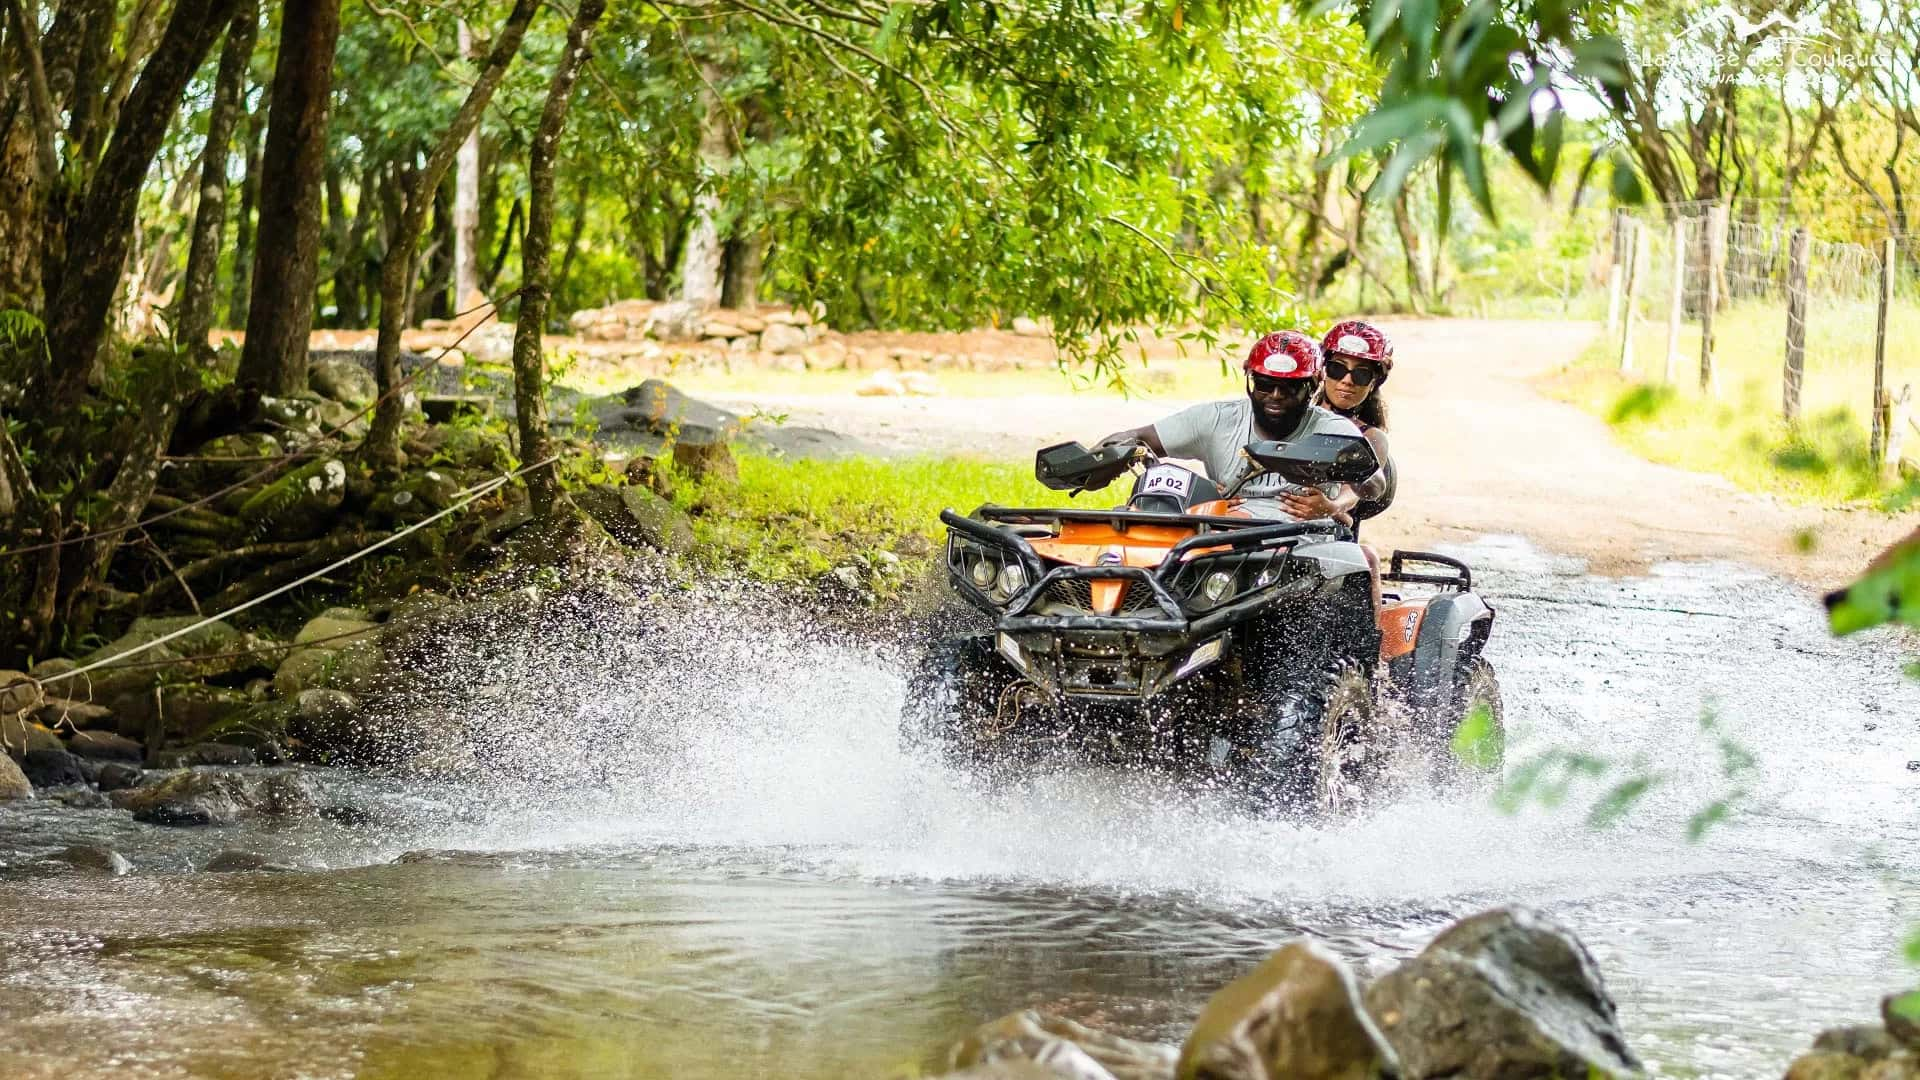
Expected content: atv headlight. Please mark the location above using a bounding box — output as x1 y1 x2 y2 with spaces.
968 554 995 589
993 562 1028 601
1200 570 1235 606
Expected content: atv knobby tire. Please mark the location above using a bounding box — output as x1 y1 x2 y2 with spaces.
1235 661 1376 816
900 635 1016 771
1308 664 1376 816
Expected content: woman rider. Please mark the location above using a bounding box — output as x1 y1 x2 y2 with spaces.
1314 320 1396 531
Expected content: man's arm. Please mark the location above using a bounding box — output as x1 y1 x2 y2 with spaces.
1097 424 1167 456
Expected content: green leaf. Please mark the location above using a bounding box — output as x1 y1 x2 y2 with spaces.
1366 0 1404 46
1890 990 1920 1018
1450 701 1502 771
1587 775 1660 829
1686 799 1732 841
1904 929 1920 966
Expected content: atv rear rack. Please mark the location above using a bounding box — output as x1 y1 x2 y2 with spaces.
1383 550 1473 591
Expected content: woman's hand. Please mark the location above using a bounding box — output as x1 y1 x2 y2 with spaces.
1277 487 1340 521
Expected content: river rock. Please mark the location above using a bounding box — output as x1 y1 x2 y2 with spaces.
1363 906 1642 1080
0 753 30 800
949 1011 1175 1080
274 647 337 698
1176 939 1396 1080
672 439 737 484
69 617 248 698
110 768 319 826
620 379 741 444
95 762 143 792
55 845 132 876
176 432 282 487
1816 1026 1900 1061
0 670 42 715
2 715 65 758
1886 994 1920 1049
237 457 349 539
574 485 698 555
109 683 248 741
310 357 378 408
151 742 257 768
204 849 294 873
21 748 90 788
34 697 115 730
292 689 363 756
67 729 143 762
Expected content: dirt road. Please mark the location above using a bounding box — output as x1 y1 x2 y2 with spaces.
713 318 1912 592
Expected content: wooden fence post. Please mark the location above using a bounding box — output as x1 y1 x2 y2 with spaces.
1699 205 1728 392
1605 209 1627 334
1783 226 1809 424
1619 221 1645 372
1665 217 1686 382
1873 236 1896 466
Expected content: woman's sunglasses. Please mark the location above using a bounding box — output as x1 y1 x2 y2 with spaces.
1325 358 1381 387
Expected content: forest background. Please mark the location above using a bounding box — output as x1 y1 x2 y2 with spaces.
1 0 1917 665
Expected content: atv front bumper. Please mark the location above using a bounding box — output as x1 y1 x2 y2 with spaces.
942 509 1333 701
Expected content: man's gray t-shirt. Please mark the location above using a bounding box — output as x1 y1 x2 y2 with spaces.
1151 399 1361 519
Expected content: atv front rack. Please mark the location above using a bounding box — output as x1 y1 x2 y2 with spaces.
941 508 1344 632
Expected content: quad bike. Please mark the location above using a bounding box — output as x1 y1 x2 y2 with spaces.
901 434 1504 813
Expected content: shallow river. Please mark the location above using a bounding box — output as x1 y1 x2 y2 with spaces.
2 538 1917 1079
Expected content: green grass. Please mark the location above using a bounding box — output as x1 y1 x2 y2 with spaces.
668 453 1125 585
1548 297 1920 509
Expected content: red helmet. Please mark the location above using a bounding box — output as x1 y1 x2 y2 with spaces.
1243 330 1322 380
1320 320 1394 372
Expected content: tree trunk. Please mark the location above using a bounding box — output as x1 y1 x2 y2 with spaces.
721 228 762 311
515 0 606 517
454 19 481 306
177 0 258 361
552 179 590 304
365 0 541 467
43 0 239 409
227 104 264 329
325 167 357 325
678 63 728 307
484 196 523 293
1391 189 1428 314
419 179 453 321
235 0 342 395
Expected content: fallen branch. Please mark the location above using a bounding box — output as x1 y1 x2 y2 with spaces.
133 537 332 611
205 531 373 612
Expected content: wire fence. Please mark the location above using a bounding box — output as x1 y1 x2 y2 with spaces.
1606 205 1919 477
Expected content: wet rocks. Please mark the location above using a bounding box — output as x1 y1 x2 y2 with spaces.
109 768 319 827
94 762 144 792
1176 939 1396 1080
21 748 90 788
1363 906 1641 1079
34 697 115 730
0 753 30 800
574 484 697 555
2 715 65 757
672 438 736 484
54 845 132 876
67 729 143 763
204 850 294 873
310 356 378 408
948 1011 1176 1080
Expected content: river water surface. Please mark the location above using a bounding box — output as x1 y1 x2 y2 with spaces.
2 539 1916 1079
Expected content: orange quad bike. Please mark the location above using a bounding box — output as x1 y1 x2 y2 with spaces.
901 434 1504 814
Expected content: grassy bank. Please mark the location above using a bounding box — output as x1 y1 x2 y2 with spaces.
1545 298 1920 508
668 453 1123 585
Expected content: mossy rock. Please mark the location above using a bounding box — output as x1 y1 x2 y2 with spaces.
237 457 349 540
294 609 377 646
177 432 283 487
68 618 250 698
273 648 336 699
574 484 697 555
109 684 249 741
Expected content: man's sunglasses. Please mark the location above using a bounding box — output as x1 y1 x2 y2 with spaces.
1325 358 1382 387
1247 373 1311 397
